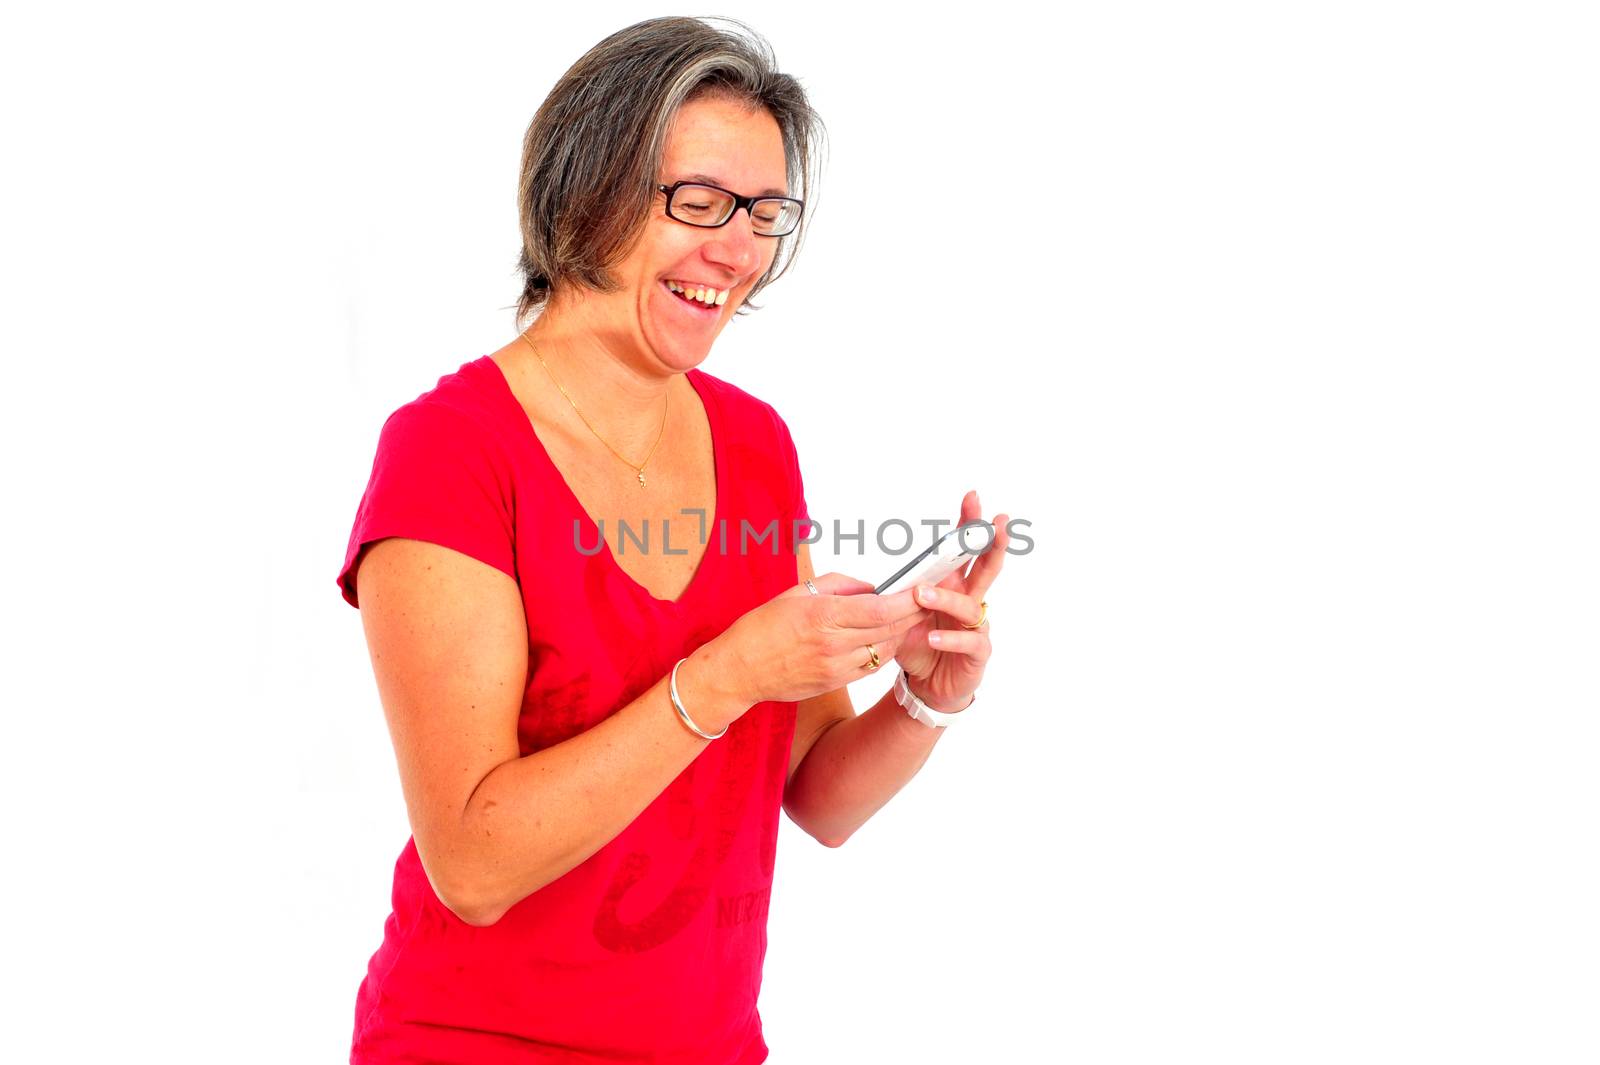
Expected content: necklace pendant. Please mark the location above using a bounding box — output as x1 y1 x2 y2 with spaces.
638 469 647 488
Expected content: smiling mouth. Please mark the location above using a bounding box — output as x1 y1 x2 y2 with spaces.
663 279 730 311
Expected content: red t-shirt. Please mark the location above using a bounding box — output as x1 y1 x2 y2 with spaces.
336 355 809 1063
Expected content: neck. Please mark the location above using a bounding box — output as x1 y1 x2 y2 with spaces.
516 309 678 457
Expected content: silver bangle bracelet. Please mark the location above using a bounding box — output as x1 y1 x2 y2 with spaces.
670 656 727 740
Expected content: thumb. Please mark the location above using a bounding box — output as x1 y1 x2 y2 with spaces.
808 571 876 596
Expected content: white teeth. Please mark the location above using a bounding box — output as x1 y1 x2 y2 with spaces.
667 280 727 306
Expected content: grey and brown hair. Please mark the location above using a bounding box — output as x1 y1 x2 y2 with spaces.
514 16 826 326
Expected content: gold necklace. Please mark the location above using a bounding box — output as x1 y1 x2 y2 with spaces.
519 332 669 488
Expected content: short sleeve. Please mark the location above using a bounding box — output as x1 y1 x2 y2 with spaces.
336 401 517 608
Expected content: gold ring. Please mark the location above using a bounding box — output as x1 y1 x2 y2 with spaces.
862 643 881 671
961 601 989 630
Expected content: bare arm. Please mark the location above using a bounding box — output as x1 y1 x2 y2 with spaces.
781 495 1006 847
785 687 949 847
781 542 951 847
354 537 750 928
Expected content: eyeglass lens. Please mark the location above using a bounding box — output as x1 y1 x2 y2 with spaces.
670 185 801 236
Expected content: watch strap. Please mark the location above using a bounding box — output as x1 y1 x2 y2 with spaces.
893 668 974 728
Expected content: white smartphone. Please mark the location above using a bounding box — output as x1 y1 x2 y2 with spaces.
874 520 995 595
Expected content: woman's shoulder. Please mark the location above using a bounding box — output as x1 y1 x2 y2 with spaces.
356 357 522 515
372 355 520 458
381 355 506 427
338 357 519 609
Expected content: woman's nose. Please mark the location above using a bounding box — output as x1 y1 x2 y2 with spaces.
702 207 759 273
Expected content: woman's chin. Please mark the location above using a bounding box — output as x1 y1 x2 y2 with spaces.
646 298 723 368
639 328 710 372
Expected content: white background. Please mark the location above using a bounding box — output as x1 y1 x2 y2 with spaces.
4 2 1596 1062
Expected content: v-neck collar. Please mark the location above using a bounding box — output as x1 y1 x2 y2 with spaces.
478 354 724 609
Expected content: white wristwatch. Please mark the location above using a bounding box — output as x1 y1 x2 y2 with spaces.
894 668 974 728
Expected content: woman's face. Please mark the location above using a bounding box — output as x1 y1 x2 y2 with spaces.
602 94 790 373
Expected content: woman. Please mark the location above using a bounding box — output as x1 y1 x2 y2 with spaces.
336 16 1008 1064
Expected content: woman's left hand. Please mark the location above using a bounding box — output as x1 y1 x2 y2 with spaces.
892 490 1009 714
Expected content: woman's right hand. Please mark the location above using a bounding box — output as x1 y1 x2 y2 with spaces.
710 573 931 705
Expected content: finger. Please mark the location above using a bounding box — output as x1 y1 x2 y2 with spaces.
964 511 1010 601
962 488 983 525
783 571 874 600
828 586 924 628
926 627 993 664
856 605 933 648
834 632 912 677
912 583 985 628
811 571 876 596
950 491 981 566
939 505 998 589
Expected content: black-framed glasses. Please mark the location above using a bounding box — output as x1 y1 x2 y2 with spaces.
657 181 805 237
